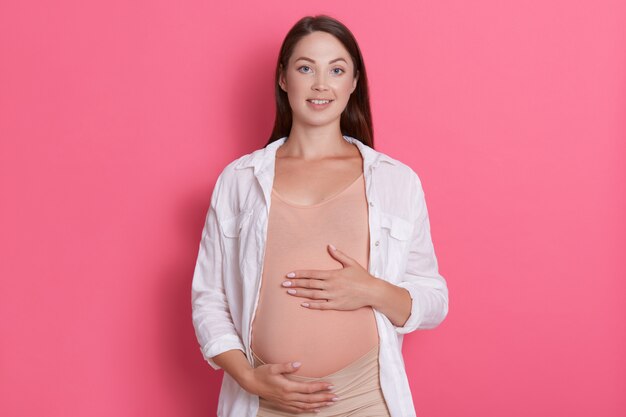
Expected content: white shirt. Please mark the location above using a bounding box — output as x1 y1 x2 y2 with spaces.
191 135 449 417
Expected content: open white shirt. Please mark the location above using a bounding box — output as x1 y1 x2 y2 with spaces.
191 135 449 417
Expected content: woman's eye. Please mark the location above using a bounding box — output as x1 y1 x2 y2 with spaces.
332 68 344 75
298 66 312 73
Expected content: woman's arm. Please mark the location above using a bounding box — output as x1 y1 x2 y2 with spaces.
370 171 449 334
210 349 257 393
281 173 447 330
212 349 338 412
369 279 413 327
284 240 443 332
191 173 247 370
210 350 315 399
192 173 337 412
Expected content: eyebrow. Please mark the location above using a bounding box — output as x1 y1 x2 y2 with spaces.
294 57 348 64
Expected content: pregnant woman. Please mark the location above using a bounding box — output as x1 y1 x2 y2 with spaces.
191 15 449 417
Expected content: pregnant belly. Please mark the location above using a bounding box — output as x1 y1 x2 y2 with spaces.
250 285 379 378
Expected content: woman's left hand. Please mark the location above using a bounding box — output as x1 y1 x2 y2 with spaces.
281 244 379 311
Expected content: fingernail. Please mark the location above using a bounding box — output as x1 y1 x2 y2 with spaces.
292 361 301 368
329 244 336 251
327 385 335 390
331 397 340 401
286 272 295 277
282 281 292 287
287 289 296 294
301 302 309 307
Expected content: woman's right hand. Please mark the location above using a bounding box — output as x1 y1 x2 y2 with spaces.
245 361 339 413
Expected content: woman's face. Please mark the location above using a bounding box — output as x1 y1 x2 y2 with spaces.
279 31 358 129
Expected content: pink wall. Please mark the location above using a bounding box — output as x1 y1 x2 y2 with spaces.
1 1 624 416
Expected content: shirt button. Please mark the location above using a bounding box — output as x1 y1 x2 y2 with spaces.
375 240 380 246
369 201 374 207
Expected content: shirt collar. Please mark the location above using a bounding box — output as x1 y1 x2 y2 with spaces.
234 135 397 176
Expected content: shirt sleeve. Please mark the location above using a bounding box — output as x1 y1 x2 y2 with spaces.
393 171 449 334
191 173 246 370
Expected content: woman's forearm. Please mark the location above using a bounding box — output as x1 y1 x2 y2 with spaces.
211 349 257 394
368 277 412 327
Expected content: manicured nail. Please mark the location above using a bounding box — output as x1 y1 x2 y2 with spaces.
282 281 292 287
292 361 301 368
327 385 335 390
286 272 295 277
301 302 309 307
287 289 296 294
329 244 336 251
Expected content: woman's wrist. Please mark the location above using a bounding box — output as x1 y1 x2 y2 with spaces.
365 275 387 308
239 367 259 395
211 349 259 395
368 276 412 327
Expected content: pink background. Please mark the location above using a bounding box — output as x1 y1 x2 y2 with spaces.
1 1 624 416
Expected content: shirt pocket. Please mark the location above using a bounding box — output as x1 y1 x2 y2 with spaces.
220 210 253 238
380 211 413 283
219 210 254 281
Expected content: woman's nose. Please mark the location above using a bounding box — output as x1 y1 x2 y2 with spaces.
312 83 329 92
311 73 329 91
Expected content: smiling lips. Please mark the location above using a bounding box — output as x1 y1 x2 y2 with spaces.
306 98 334 108
307 98 333 104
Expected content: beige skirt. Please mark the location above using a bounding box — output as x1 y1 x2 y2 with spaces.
252 344 391 416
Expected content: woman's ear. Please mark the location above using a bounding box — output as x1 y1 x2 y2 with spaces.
351 70 360 94
279 65 287 92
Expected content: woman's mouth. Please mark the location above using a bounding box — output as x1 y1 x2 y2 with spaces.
306 99 333 109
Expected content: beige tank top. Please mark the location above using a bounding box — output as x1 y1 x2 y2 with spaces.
250 172 379 377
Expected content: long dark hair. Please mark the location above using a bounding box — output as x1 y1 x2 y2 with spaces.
265 15 374 148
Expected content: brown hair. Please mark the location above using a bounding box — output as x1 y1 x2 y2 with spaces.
265 15 374 148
